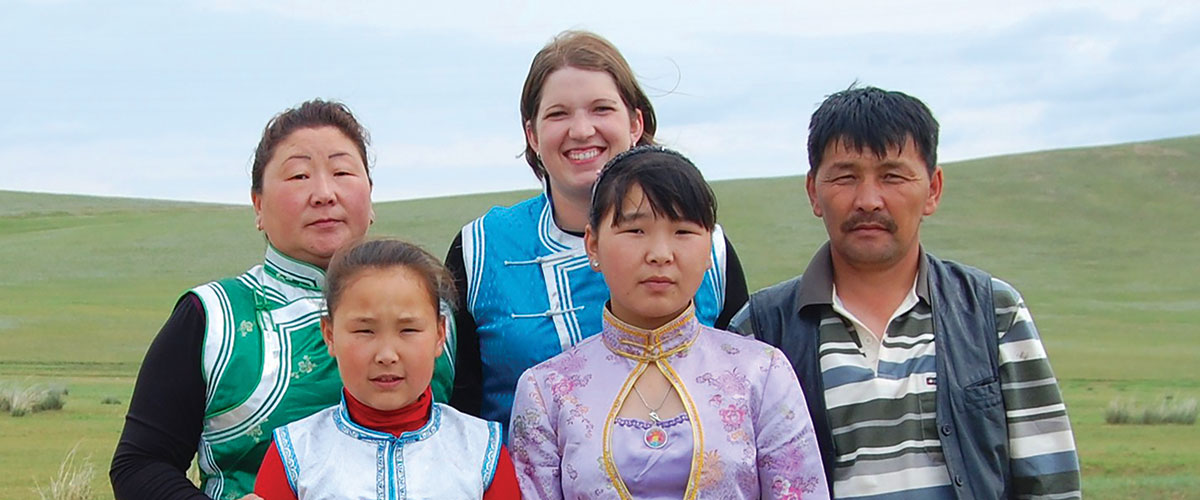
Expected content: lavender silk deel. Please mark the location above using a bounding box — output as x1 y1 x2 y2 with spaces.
509 306 830 500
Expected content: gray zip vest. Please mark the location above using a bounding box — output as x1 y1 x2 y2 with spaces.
739 254 1011 499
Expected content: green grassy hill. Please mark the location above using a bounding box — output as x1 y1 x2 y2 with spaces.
2 135 1198 498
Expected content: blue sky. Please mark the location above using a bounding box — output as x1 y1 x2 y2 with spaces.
3 1 1198 204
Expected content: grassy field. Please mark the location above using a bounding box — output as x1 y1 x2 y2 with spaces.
2 135 1198 498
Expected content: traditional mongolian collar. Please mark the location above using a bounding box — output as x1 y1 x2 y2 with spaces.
343 387 432 437
539 188 586 252
601 304 701 362
334 391 441 444
262 243 326 292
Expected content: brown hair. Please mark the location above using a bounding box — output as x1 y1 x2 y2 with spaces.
323 239 456 318
519 30 658 180
251 99 372 193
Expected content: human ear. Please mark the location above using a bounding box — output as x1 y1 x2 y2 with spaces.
805 174 822 218
525 120 540 157
251 190 264 230
321 316 336 357
584 225 600 270
924 166 944 216
435 315 448 354
629 108 645 145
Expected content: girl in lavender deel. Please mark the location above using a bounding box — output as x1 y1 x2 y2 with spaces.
509 146 829 499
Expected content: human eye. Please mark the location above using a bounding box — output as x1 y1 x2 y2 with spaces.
675 222 705 236
352 328 374 335
829 173 857 184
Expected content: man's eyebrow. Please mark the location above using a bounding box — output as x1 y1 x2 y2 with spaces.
822 161 858 172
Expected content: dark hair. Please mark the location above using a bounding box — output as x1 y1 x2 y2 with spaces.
589 146 716 231
323 239 455 318
520 30 658 179
251 99 372 193
808 85 938 174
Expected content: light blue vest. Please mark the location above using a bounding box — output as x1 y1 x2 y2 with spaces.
275 401 502 499
461 193 728 429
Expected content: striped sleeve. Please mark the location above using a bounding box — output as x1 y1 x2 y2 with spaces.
992 278 1081 499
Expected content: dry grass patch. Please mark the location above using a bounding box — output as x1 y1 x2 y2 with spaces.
34 445 96 500
0 382 68 416
1106 395 1198 425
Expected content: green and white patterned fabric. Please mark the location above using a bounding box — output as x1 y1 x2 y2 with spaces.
191 244 457 500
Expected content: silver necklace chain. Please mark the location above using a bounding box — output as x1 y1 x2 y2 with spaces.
632 382 672 424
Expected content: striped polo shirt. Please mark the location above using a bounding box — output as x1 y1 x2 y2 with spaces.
813 251 1080 499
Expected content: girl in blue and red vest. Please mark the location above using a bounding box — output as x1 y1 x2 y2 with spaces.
254 239 519 499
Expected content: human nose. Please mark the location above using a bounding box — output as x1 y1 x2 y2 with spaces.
568 113 596 140
375 341 400 365
852 177 885 212
310 171 336 206
645 233 673 265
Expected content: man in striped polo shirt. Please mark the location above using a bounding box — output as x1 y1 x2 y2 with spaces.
731 86 1081 499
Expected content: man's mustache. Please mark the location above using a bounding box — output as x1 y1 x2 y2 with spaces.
841 212 897 233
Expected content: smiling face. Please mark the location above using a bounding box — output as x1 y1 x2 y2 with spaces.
252 126 374 269
321 265 446 412
526 66 644 203
585 184 712 330
807 135 943 272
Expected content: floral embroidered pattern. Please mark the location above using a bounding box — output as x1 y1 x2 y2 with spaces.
544 372 594 438
549 373 590 399
545 349 589 374
771 475 823 499
509 316 829 500
695 449 725 490
697 368 750 396
291 355 316 380
246 424 264 440
719 403 748 430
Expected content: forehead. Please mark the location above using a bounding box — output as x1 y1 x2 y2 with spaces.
335 267 434 305
269 126 360 162
540 66 622 105
819 135 926 172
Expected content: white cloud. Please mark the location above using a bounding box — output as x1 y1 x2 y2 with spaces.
369 134 539 201
193 0 1192 43
0 135 252 204
939 101 1051 162
3 1 1198 203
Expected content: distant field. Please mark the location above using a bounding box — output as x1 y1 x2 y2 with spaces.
2 135 1199 498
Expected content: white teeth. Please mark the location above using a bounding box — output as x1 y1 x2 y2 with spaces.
567 148 600 161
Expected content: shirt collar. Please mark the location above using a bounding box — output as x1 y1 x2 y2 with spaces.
538 190 585 252
794 242 930 313
263 243 326 292
601 303 701 362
